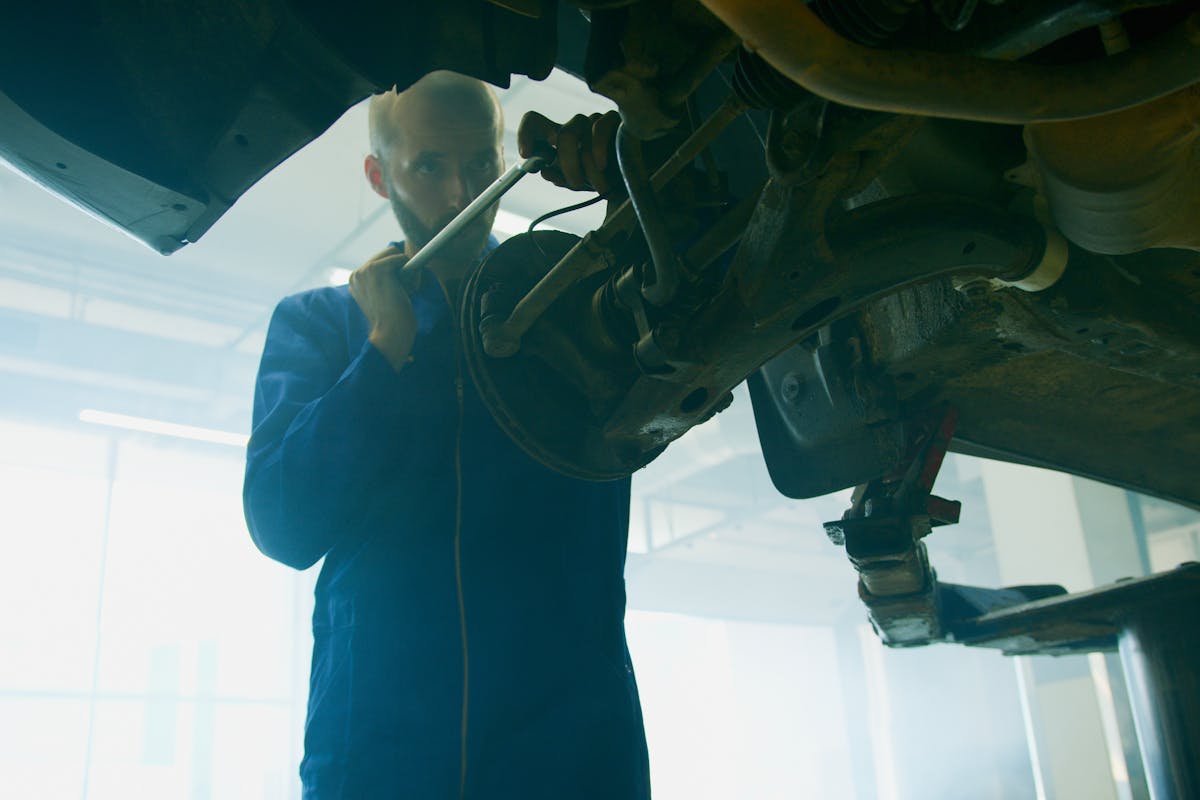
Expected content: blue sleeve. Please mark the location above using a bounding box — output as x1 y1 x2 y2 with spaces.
242 290 413 570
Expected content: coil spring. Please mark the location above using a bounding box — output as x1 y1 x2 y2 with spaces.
730 0 919 110
732 49 809 110
812 0 917 46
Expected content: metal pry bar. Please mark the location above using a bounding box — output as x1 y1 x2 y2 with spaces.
399 151 553 282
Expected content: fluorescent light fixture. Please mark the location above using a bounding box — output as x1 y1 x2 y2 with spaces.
328 267 353 286
79 409 249 447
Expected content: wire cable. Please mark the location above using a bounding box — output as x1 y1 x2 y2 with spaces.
526 193 606 235
526 193 607 264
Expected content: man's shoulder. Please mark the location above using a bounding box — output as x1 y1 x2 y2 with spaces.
266 285 362 345
276 283 354 315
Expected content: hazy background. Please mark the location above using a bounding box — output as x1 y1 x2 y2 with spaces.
2 69 1196 799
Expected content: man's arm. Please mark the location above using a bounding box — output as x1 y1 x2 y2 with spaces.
243 254 417 570
349 246 417 371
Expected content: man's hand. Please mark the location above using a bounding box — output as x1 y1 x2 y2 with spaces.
348 246 417 373
518 110 621 195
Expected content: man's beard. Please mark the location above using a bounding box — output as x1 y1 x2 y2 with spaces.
389 194 492 267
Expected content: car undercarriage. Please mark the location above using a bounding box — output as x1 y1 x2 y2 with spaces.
2 0 1198 794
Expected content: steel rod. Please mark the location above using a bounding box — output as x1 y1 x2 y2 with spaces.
401 152 550 280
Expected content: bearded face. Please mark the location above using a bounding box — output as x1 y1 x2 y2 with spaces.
385 184 497 267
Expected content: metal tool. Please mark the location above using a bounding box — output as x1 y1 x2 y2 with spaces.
399 150 554 283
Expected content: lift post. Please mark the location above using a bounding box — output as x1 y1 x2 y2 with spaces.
826 408 1200 797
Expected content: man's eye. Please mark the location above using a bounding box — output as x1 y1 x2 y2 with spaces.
470 156 497 172
415 160 440 175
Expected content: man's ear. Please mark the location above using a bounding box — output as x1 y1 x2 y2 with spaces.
364 154 389 199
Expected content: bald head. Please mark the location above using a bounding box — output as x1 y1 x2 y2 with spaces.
364 72 506 274
369 71 503 159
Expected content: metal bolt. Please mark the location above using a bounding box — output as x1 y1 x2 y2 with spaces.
781 373 804 403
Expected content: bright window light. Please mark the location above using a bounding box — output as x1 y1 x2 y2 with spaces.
79 409 249 447
491 209 536 238
327 267 352 286
493 208 571 238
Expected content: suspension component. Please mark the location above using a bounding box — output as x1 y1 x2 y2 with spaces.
479 95 746 359
731 48 810 110
699 0 1200 123
824 408 963 644
811 0 917 45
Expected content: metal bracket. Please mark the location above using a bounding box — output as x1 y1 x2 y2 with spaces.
824 406 966 645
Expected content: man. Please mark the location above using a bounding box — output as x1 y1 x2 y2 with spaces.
242 71 649 799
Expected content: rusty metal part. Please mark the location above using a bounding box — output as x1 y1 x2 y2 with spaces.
481 94 746 357
1023 84 1200 254
681 181 763 274
824 408 965 644
466 231 651 478
587 0 739 138
842 242 1200 511
698 0 1200 123
660 28 741 109
466 184 1049 479
465 215 750 478
763 100 921 192
732 189 1047 330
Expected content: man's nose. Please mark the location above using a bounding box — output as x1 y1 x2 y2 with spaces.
443 167 472 211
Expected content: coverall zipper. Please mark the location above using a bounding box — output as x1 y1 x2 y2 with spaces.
454 371 468 800
439 277 471 800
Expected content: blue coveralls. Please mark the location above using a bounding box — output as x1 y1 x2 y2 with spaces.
243 241 651 799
